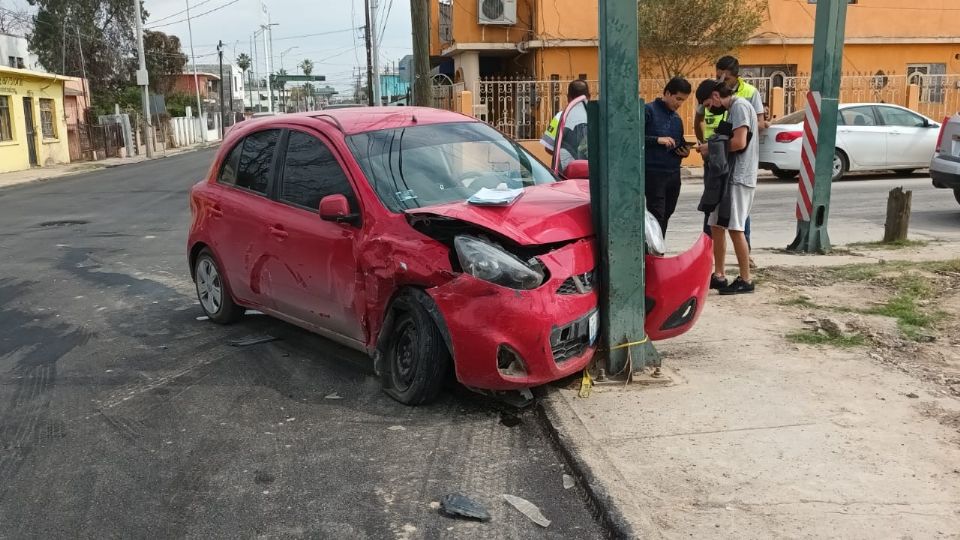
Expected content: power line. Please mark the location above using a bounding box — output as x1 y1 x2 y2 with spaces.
378 0 394 47
270 27 361 42
145 0 242 30
146 0 216 25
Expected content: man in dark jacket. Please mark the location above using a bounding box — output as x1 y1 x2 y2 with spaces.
644 77 692 234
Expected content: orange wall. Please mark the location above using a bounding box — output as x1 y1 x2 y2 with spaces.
441 0 536 46
533 0 598 40
758 0 960 40
738 43 960 75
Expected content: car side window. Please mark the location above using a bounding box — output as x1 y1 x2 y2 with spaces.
236 129 280 194
279 130 357 211
217 142 243 185
878 106 925 128
840 107 877 127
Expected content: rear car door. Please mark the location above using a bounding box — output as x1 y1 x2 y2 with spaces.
265 128 365 342
836 106 885 168
214 129 281 307
876 106 937 168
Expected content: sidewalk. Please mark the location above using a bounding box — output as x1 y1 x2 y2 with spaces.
543 247 960 539
0 142 219 190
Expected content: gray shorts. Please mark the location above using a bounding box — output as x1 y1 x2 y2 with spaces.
708 184 755 232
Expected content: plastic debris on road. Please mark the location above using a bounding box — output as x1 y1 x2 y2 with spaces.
387 425 406 431
502 494 550 527
438 493 491 522
226 334 278 347
324 393 342 400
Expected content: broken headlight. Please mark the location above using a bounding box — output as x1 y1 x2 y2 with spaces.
454 235 545 290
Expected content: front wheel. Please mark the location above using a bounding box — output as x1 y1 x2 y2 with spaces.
194 249 244 324
381 293 450 405
832 150 848 182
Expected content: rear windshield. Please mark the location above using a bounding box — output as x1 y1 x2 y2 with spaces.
774 110 806 125
346 122 557 212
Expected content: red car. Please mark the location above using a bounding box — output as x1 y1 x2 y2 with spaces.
188 107 712 405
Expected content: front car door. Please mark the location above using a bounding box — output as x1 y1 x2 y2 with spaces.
876 105 937 168
836 105 885 168
265 128 366 343
211 129 281 307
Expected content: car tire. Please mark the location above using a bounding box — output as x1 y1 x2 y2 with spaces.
831 150 848 182
194 249 245 324
773 169 799 180
381 292 450 406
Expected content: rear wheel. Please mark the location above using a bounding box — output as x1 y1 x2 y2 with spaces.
831 150 848 182
194 249 244 324
381 292 450 405
773 169 798 180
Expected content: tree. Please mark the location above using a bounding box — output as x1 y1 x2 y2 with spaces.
638 0 768 78
27 0 145 105
142 30 187 95
0 3 30 34
235 53 251 80
298 59 313 76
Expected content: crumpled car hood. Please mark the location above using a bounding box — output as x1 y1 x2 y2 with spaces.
406 180 593 245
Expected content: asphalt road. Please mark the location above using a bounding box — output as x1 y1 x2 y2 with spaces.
0 149 606 539
669 171 960 251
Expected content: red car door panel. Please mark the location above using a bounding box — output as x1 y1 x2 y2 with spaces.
264 129 366 342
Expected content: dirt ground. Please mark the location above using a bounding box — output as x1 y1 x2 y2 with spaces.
545 243 960 539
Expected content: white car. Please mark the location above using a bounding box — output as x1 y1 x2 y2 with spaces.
930 113 960 205
760 103 941 181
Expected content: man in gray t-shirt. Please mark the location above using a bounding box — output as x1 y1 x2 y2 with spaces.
695 79 758 295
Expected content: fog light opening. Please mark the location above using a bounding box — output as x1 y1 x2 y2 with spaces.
497 345 528 378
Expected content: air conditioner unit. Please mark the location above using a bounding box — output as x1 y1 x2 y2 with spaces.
478 0 517 25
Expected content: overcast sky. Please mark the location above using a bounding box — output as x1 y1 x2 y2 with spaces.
9 0 413 93
145 0 413 92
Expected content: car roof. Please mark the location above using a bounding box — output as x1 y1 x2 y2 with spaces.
233 106 474 136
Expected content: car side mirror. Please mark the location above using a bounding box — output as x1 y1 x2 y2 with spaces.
563 160 590 179
319 194 361 226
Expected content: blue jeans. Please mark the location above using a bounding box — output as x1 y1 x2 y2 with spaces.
704 214 751 250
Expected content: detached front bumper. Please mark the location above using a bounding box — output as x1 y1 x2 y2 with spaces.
644 233 713 341
429 239 598 391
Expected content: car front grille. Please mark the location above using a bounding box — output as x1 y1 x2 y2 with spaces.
550 312 593 363
557 270 596 295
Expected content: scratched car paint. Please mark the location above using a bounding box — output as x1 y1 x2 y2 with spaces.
188 107 711 405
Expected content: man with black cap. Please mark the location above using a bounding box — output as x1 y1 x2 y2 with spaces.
695 79 757 295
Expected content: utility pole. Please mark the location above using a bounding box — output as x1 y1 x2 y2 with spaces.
370 0 382 106
217 40 225 137
588 0 656 377
262 22 274 113
134 0 154 157
410 0 430 106
363 0 374 106
787 0 849 253
185 0 203 130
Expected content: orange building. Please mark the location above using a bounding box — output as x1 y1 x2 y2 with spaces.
432 0 960 85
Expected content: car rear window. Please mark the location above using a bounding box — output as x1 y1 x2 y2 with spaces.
217 142 243 185
236 129 280 194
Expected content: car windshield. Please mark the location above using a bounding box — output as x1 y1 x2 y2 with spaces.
346 122 557 212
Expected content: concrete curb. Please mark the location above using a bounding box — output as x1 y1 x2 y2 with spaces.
535 390 638 540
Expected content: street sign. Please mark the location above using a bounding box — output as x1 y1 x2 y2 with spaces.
270 75 327 83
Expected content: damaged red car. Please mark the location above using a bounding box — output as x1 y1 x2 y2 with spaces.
188 107 712 405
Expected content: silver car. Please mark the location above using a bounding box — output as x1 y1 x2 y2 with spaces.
930 113 960 206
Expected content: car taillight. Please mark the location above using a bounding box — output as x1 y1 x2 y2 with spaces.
935 116 949 153
775 131 803 143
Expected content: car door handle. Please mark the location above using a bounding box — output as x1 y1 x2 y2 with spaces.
209 205 224 218
269 225 289 239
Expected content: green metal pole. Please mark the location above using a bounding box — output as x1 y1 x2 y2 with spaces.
589 0 657 377
787 0 849 253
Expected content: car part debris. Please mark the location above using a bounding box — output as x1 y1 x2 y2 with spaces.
195 315 209 321
439 493 491 522
324 393 342 400
502 494 550 527
387 425 406 431
227 334 278 347
562 474 575 490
